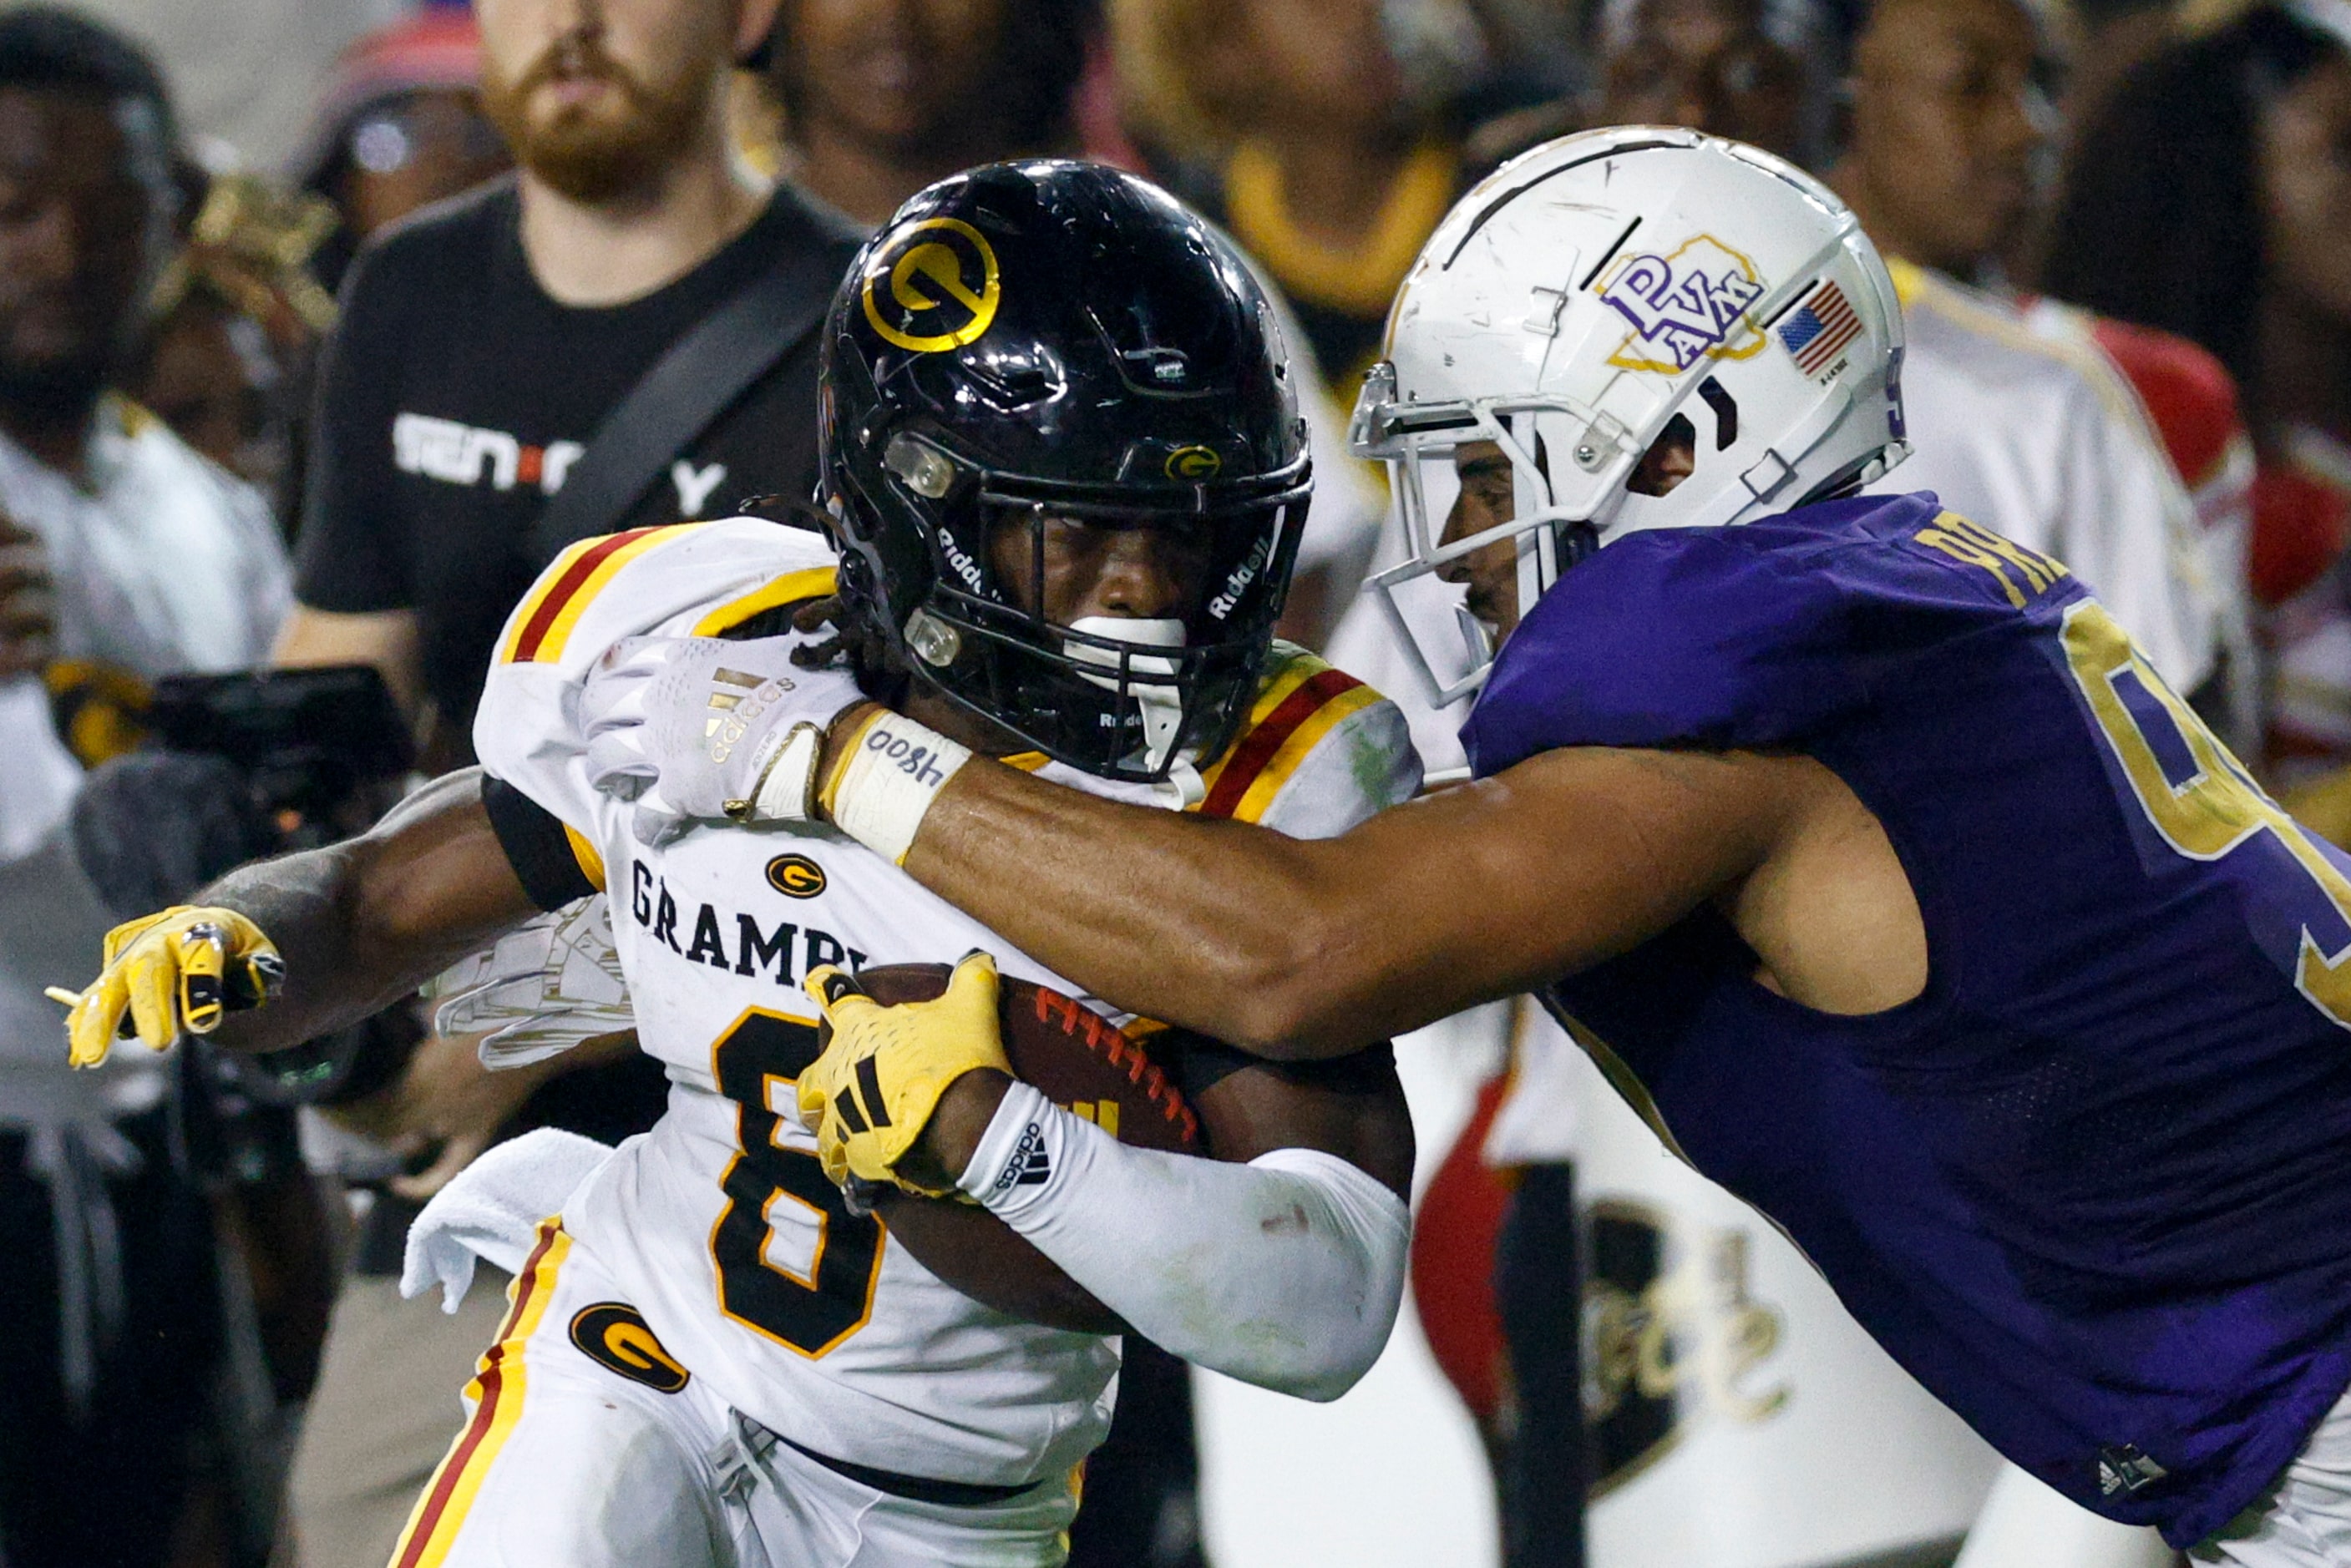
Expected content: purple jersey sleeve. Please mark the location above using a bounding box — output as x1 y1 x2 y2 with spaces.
1462 493 1966 774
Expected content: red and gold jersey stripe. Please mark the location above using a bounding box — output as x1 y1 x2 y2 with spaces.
389 1221 573 1568
1193 654 1381 823
690 565 839 637
500 526 694 665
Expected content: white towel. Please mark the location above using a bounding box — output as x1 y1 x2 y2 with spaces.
400 1127 614 1312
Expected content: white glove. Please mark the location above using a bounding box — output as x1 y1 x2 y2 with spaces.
425 896 632 1070
580 634 864 846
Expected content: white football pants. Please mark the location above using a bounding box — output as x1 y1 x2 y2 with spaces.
2192 1385 2351 1567
387 1220 1079 1568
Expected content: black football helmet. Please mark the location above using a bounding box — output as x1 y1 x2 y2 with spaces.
819 159 1312 784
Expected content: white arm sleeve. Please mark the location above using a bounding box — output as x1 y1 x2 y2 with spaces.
956 1080 1409 1401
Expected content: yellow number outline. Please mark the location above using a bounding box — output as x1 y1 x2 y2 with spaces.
2060 600 2351 1029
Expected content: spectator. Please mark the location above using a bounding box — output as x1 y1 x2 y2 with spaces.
1115 0 1485 397
270 0 859 1565
1593 0 1814 159
1831 0 2050 286
274 11 508 543
135 264 286 491
766 0 1098 227
58 0 402 173
2040 1 2351 797
291 8 510 294
0 10 294 1565
1086 3 1432 645
1465 0 1821 168
1831 0 2245 725
132 165 339 502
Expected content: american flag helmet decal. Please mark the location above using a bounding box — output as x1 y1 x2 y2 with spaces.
1777 281 1864 376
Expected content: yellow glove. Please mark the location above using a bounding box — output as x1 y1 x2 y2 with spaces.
58 905 283 1068
798 951 1011 1196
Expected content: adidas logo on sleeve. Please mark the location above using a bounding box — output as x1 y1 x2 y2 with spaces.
992 1121 1052 1192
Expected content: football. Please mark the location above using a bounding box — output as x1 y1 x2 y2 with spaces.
837 963 1204 1332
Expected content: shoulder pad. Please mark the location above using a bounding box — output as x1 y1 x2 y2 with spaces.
1460 493 2079 775
1193 641 1421 834
476 518 836 832
493 518 837 678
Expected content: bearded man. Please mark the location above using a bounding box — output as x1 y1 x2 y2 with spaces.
273 3 857 1564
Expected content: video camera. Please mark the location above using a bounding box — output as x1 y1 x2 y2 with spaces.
144 663 413 846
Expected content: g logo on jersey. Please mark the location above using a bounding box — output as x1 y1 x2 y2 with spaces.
862 217 1001 353
1595 235 1767 374
570 1303 690 1393
766 853 828 899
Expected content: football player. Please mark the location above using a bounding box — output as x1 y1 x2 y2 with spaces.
58 163 1417 1568
580 129 2351 1562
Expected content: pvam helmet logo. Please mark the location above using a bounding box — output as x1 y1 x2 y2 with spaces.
863 217 1002 353
1595 235 1768 374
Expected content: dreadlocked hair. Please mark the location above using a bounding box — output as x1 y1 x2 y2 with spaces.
720 496 902 698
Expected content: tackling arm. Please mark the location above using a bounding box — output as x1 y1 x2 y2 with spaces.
895 741 1791 1059
129 769 536 1058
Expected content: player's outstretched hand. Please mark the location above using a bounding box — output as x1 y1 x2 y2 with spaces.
797 951 1013 1196
580 633 867 847
57 905 283 1068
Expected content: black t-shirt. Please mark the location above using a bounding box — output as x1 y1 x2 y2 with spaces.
294 176 860 744
295 180 857 1266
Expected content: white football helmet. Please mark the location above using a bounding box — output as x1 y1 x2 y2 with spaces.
1350 126 1910 705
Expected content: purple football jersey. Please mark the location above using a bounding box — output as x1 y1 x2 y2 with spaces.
1460 490 2351 1545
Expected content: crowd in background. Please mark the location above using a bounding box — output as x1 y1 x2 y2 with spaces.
0 0 2343 1565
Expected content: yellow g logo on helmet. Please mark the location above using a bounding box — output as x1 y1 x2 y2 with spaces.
1164 446 1223 480
862 217 1001 353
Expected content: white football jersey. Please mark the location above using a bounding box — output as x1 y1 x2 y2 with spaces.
1869 260 2220 694
473 518 1421 1489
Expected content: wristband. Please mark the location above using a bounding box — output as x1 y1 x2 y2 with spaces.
955 1080 1069 1210
823 709 973 865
